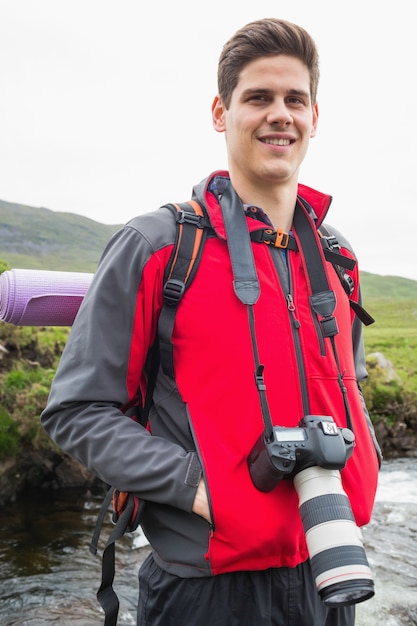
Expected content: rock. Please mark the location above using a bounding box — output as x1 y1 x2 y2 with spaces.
0 449 103 504
368 352 400 382
374 419 417 459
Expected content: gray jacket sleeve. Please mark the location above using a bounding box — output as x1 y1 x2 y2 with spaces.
41 212 202 510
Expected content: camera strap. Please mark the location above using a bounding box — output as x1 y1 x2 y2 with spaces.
219 182 274 442
219 182 353 438
218 181 260 306
292 201 353 432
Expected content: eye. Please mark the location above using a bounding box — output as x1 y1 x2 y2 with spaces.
248 94 269 103
287 96 303 105
242 89 271 104
286 92 310 107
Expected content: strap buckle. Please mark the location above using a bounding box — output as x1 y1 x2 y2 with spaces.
320 315 339 338
322 235 340 251
163 279 185 306
342 273 355 296
275 228 290 248
255 365 266 391
176 210 204 227
263 228 290 248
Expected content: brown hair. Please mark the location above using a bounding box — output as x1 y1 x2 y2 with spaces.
217 18 320 108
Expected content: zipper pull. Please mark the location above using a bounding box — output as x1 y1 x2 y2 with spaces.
286 294 300 328
286 294 295 311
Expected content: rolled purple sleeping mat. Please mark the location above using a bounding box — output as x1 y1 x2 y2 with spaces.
0 269 93 326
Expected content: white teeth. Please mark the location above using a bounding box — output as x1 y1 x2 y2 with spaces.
262 138 291 146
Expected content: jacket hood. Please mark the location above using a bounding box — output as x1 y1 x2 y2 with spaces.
191 171 333 239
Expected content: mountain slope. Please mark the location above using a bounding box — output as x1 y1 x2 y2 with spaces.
0 199 121 272
360 271 417 300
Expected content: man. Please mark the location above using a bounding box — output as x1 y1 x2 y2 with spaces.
41 18 381 626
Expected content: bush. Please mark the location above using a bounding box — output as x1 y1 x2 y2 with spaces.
362 354 417 428
0 322 67 454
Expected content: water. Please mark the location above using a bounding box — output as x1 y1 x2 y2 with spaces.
0 488 150 625
356 457 417 626
0 458 416 625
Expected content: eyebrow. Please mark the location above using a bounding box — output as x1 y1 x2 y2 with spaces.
240 87 310 100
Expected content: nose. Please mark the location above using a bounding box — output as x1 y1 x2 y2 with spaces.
266 98 293 126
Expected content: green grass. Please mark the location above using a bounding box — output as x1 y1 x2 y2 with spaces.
363 298 417 393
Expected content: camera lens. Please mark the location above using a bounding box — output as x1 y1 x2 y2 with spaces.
293 466 374 607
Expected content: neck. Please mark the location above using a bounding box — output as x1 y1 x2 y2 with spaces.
260 196 297 231
231 178 298 232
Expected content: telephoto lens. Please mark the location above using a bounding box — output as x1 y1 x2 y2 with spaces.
293 466 374 607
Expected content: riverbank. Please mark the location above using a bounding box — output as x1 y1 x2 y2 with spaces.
1 417 416 505
0 448 103 504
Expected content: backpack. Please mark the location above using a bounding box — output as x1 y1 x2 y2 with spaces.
89 196 374 626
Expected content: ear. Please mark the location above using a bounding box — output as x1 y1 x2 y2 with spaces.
212 95 226 133
310 102 319 138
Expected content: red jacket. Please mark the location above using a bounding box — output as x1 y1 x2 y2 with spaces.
41 171 380 577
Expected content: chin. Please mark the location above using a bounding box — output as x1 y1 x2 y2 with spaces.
260 169 295 184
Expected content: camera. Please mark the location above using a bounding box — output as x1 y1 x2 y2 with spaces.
247 415 375 607
247 415 355 491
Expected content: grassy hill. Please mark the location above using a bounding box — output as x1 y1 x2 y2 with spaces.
0 199 121 273
360 271 417 300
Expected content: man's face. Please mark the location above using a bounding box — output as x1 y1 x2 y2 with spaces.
212 54 318 192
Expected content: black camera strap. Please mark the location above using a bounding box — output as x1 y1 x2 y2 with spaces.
220 182 354 439
292 200 353 433
219 182 274 442
218 181 260 306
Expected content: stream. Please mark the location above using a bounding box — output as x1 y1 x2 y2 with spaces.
0 457 416 625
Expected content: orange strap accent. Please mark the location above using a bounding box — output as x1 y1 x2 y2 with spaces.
274 228 290 248
263 228 290 248
112 489 129 517
168 200 205 284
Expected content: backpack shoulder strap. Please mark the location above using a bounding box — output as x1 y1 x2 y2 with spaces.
158 200 211 377
295 196 374 327
318 223 375 326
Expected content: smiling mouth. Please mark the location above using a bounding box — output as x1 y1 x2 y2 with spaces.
261 138 292 146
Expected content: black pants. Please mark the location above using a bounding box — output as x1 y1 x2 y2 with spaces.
137 553 355 626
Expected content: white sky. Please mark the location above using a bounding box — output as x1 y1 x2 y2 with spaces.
1 0 416 280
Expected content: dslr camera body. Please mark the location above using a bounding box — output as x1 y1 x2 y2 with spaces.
248 414 355 492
